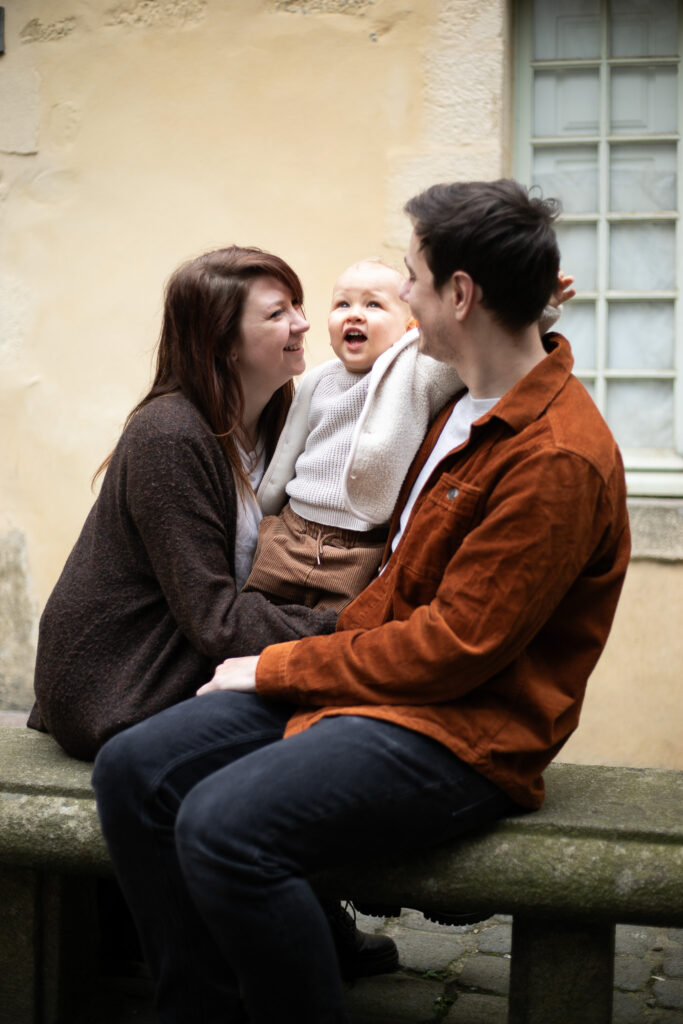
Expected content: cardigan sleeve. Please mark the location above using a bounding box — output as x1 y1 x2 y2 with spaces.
123 419 336 661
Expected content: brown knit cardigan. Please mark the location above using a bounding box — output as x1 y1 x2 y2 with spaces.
28 393 335 759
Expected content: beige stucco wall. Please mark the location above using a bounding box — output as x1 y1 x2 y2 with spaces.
559 560 682 771
1 0 680 768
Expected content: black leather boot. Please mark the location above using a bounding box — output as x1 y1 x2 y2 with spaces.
323 901 399 980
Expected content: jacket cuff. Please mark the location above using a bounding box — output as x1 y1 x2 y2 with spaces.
255 640 299 698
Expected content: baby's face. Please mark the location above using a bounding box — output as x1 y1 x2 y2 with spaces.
328 262 410 374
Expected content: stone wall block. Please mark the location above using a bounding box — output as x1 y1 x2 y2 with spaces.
0 530 38 711
629 500 683 561
0 68 39 155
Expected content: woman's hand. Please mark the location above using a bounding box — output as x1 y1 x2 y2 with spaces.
197 655 259 695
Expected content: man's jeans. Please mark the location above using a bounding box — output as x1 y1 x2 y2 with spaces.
92 691 515 1024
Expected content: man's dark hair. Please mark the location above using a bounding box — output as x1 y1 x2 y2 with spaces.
404 179 561 332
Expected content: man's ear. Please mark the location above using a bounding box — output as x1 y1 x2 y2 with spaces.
451 271 478 321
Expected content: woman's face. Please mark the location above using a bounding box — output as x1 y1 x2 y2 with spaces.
233 275 308 394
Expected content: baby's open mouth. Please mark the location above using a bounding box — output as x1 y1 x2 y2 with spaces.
344 330 367 344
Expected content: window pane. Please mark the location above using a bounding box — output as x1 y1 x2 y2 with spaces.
609 222 676 290
534 70 600 137
559 302 596 367
610 0 678 58
533 146 598 212
610 66 677 134
606 380 674 447
610 143 677 211
534 0 600 59
608 301 675 369
556 223 597 291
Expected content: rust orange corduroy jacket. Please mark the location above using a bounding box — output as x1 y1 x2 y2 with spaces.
256 334 631 809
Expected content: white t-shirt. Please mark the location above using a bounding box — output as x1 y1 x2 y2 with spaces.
390 391 499 556
234 444 267 591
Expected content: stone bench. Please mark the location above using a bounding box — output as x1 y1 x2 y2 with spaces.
1 724 682 1024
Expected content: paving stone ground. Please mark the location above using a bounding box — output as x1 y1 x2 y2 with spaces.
76 909 683 1023
343 911 683 1024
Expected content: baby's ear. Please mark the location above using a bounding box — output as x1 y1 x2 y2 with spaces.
406 316 419 330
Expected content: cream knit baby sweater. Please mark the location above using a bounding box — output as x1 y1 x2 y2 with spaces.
284 362 378 530
257 329 464 529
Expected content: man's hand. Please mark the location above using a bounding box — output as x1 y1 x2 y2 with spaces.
197 655 259 695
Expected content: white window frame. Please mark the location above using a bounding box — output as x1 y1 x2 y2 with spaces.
514 0 683 497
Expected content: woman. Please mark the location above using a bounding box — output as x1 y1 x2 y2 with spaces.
28 245 397 983
28 246 338 761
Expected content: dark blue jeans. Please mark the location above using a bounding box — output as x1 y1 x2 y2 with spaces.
92 692 514 1024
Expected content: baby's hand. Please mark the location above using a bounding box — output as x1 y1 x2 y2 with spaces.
550 270 576 308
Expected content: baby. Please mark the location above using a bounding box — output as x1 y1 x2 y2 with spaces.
244 258 570 612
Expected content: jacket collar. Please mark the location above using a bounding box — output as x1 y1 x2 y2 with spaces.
481 332 574 434
399 333 575 504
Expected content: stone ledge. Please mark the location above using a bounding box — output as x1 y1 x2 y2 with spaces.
2 728 682 926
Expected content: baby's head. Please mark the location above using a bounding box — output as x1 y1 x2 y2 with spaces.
328 259 414 374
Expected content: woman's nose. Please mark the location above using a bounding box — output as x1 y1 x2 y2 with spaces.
293 310 309 333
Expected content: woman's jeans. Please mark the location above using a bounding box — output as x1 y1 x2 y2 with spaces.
92 691 515 1024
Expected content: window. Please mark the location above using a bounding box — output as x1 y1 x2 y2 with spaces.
515 0 683 495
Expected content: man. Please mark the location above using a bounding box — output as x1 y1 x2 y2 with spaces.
93 180 630 1024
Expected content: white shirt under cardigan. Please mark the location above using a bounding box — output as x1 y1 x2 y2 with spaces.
234 443 267 590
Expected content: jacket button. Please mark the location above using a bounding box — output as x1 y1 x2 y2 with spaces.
447 487 459 499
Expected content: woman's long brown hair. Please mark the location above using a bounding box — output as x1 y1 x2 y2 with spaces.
93 246 302 492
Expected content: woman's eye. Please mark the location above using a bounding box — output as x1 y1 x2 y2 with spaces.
270 309 283 319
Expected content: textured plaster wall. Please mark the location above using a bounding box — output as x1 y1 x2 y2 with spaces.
0 0 680 770
1 0 510 709
560 560 683 771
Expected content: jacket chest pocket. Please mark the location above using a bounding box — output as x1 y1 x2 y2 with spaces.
395 475 483 583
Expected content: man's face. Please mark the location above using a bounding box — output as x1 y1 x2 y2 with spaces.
400 231 456 366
